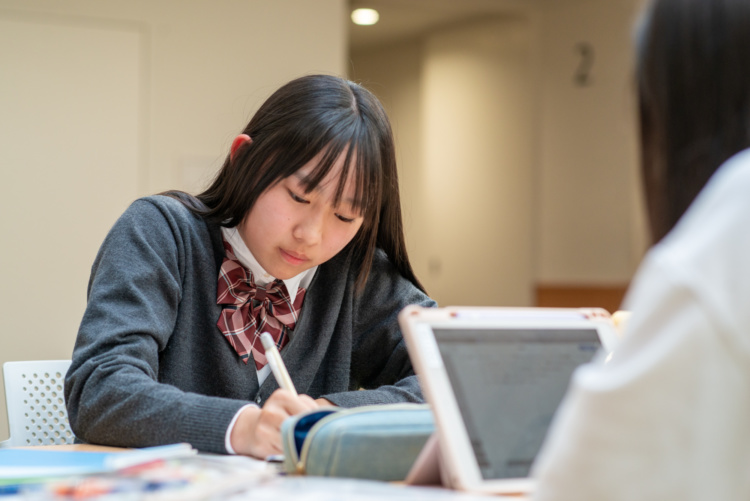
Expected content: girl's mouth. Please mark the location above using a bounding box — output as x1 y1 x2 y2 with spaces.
280 248 308 266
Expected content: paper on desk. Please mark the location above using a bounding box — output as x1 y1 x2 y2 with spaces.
0 443 195 482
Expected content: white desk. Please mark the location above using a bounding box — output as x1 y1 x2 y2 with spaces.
5 446 527 500
225 475 526 500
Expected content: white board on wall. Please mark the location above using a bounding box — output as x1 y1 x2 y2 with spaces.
0 13 143 438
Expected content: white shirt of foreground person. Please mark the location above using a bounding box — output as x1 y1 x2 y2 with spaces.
532 148 750 501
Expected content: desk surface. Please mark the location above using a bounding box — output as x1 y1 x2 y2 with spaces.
226 475 528 500
16 444 127 453
7 445 527 500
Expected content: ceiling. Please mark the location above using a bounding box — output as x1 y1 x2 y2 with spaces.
348 0 540 53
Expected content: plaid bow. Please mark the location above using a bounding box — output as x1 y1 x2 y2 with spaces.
216 239 306 370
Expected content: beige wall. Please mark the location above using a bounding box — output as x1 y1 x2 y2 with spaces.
421 16 536 307
535 0 645 285
352 0 646 308
352 16 537 307
0 0 346 441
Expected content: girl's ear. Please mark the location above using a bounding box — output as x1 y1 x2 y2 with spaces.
230 134 253 161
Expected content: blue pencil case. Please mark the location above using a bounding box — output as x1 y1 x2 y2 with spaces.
280 403 434 481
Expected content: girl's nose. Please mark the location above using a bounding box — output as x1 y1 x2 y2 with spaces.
292 211 324 245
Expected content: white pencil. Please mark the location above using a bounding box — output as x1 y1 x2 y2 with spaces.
260 332 297 396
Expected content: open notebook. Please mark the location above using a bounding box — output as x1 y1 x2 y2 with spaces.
399 306 619 496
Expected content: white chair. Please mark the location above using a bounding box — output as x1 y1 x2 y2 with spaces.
0 360 76 447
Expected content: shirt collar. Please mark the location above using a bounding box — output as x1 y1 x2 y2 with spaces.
221 226 315 304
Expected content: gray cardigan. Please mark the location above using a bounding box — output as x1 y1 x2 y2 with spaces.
65 196 436 454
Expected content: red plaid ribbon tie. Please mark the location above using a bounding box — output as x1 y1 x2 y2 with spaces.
216 240 306 370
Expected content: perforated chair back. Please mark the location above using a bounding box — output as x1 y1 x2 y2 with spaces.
1 360 75 447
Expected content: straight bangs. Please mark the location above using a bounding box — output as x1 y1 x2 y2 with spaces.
295 118 384 246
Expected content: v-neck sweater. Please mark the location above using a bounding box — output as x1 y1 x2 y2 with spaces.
65 195 435 453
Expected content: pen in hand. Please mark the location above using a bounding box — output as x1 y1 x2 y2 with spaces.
260 332 297 396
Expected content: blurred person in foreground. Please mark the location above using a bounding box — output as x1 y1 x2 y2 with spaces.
532 0 750 499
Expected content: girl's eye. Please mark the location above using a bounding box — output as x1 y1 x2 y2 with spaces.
288 190 308 204
335 214 356 223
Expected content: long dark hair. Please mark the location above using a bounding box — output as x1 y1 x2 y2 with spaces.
637 0 750 243
166 74 424 293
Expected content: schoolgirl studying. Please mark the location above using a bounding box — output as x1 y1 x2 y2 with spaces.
64 74 435 458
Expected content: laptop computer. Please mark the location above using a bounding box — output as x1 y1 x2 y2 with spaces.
399 306 620 496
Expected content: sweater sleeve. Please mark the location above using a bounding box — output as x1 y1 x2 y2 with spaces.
64 199 246 453
321 250 437 407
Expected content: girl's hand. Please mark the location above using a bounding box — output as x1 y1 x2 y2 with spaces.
231 389 318 458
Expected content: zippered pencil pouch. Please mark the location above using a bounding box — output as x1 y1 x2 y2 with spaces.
280 403 434 481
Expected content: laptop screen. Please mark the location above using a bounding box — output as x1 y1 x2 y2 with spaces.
431 327 600 480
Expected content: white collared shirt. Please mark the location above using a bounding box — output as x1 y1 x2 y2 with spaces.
221 226 316 304
220 226 317 454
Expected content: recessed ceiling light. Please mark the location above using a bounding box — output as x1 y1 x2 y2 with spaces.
351 8 379 26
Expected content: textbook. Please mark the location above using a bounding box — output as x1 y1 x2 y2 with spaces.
0 443 196 483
